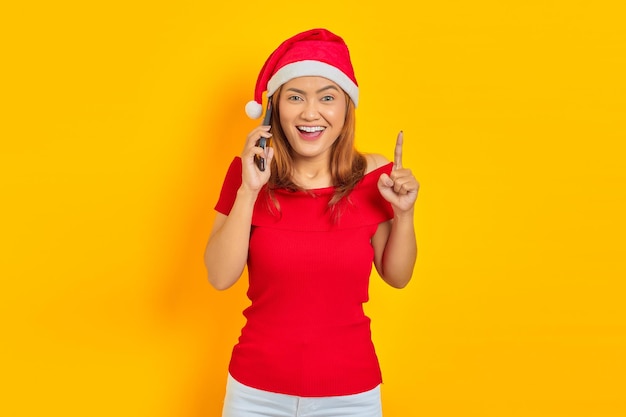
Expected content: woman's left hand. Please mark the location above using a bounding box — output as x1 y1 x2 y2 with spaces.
377 131 420 214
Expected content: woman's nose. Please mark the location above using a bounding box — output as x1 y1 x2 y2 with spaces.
301 101 320 120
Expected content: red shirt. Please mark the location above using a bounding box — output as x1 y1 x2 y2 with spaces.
214 157 394 397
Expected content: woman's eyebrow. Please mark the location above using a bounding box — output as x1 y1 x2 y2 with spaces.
316 85 340 93
285 85 340 95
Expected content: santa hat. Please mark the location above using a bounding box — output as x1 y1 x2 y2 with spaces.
245 28 359 119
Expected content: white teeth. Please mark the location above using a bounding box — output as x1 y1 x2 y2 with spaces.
297 126 325 133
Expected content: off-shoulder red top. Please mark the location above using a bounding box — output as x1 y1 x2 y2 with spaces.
214 157 394 397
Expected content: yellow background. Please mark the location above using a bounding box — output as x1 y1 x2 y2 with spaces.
1 1 625 416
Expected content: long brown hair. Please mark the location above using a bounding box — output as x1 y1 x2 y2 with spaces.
267 86 366 209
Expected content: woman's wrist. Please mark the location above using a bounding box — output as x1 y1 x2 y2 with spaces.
393 208 415 222
236 185 261 206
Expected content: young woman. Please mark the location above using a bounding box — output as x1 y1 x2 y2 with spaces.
205 28 419 417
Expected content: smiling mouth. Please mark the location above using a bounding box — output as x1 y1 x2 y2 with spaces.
297 126 326 140
297 126 326 133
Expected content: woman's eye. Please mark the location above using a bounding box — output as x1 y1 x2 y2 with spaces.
321 95 334 102
288 95 303 101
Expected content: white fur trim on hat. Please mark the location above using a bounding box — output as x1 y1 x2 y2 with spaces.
266 60 359 107
245 100 263 119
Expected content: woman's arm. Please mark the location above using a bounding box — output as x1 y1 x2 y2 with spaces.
371 132 420 288
204 125 274 290
372 214 417 289
204 188 258 290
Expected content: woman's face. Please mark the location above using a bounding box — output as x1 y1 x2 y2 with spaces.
277 76 347 163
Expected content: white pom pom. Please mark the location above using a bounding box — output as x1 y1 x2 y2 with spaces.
245 100 263 119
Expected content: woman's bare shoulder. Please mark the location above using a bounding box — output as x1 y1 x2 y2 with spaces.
364 153 391 174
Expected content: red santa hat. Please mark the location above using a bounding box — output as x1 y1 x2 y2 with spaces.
245 28 359 119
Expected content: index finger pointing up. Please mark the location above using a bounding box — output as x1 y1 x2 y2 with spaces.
394 130 404 170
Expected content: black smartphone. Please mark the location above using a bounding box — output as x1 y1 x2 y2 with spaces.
254 100 272 171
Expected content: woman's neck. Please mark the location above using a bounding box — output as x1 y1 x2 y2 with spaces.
292 158 332 189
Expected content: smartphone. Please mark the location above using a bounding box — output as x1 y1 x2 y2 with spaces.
254 100 273 171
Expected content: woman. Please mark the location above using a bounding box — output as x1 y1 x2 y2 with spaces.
205 28 419 417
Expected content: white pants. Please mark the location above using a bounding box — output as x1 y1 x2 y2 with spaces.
222 373 383 417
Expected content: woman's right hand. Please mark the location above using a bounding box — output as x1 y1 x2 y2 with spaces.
240 125 274 193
